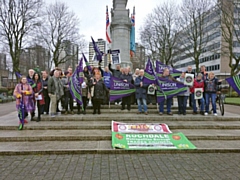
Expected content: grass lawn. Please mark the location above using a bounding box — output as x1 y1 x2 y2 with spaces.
225 97 240 105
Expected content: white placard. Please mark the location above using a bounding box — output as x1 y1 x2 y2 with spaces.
147 85 155 95
194 88 203 99
111 49 121 65
35 94 42 100
184 73 194 86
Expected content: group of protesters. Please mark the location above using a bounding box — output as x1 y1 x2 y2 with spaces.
13 61 222 129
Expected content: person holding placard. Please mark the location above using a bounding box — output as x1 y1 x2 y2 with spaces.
190 73 205 115
33 73 45 122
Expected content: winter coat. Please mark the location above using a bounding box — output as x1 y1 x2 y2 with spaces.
134 76 148 99
176 77 190 96
89 79 109 100
120 73 133 84
204 77 220 93
33 80 45 105
108 63 122 78
190 79 204 93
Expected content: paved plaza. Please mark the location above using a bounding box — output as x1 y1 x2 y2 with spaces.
1 153 240 180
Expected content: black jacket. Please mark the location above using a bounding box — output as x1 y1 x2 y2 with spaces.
89 79 109 100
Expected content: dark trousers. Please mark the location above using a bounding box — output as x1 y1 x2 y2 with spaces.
36 100 44 119
177 96 188 114
77 96 87 112
43 94 50 114
64 91 73 112
92 99 102 113
122 95 131 110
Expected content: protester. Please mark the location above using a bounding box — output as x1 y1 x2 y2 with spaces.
177 72 189 115
41 71 50 115
185 66 195 107
102 66 111 104
13 75 35 130
83 66 91 80
108 63 121 78
33 73 45 122
89 71 109 114
27 69 35 87
158 68 176 115
132 68 139 81
190 73 205 115
77 76 89 115
109 63 122 105
48 70 64 117
204 72 221 116
135 69 148 115
120 67 133 111
63 67 74 115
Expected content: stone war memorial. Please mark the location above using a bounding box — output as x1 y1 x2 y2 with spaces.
111 0 132 68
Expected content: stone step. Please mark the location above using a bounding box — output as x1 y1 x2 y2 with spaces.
0 140 239 155
0 129 239 142
0 120 239 130
39 114 240 121
64 109 196 113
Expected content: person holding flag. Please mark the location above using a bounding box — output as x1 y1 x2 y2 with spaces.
158 68 177 115
13 76 35 130
120 67 134 111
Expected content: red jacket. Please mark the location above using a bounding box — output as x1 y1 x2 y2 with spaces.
190 79 204 93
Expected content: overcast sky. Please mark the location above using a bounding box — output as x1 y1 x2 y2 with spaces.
46 0 164 44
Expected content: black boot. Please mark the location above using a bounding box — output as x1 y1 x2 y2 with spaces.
37 116 41 122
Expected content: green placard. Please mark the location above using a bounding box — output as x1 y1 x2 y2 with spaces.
112 132 196 150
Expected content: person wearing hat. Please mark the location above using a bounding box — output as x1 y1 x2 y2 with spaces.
89 71 109 114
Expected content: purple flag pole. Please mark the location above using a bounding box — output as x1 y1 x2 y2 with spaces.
91 36 103 62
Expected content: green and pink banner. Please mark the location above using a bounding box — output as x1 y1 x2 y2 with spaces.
112 121 172 133
112 132 196 150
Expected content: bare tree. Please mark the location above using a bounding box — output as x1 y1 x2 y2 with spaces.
219 0 240 76
140 1 180 65
37 1 85 68
178 0 216 73
0 0 43 74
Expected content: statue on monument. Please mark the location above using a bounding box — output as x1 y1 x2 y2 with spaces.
113 0 128 9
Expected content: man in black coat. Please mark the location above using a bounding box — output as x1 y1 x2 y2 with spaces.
119 67 133 111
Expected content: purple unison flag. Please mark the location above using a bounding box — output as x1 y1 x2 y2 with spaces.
16 72 36 88
110 77 136 102
69 58 83 105
226 75 240 95
91 36 103 62
82 53 92 72
143 58 156 84
156 77 188 103
155 60 181 78
18 95 25 126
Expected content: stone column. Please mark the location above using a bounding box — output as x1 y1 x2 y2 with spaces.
111 0 132 68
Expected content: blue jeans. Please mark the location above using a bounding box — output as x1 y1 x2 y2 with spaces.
191 94 205 112
177 96 188 114
137 98 147 112
158 98 172 113
205 92 217 113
